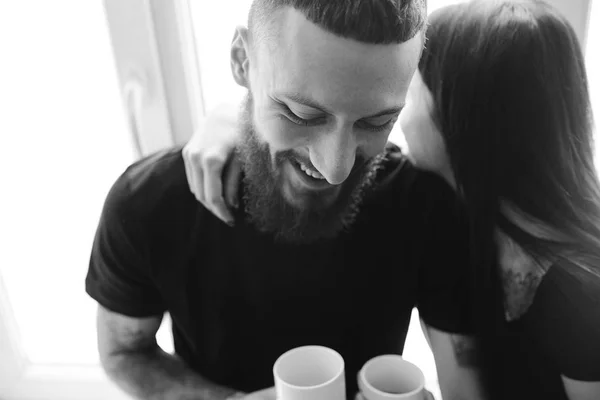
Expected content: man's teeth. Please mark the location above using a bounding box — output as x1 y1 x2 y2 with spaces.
298 161 325 180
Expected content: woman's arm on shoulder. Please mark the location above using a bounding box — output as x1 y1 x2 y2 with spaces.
182 101 243 224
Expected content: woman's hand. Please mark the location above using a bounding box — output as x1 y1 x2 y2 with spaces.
182 102 243 225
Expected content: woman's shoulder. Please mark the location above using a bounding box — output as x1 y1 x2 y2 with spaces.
535 262 600 314
503 263 600 325
503 255 600 323
519 262 600 380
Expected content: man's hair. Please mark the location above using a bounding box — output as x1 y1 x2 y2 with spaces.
248 0 427 45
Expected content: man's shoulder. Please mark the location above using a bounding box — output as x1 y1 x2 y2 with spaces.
88 147 202 318
111 146 193 214
103 146 203 242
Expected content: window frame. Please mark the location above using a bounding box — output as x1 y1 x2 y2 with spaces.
0 0 202 398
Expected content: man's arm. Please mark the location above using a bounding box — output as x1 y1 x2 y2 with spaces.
97 305 240 400
420 320 487 400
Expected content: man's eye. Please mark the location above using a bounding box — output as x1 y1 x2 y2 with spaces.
356 119 395 132
284 110 311 126
282 106 325 127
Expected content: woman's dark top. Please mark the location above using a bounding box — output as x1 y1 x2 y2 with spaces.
488 263 600 399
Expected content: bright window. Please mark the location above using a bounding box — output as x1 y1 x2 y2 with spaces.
0 1 135 365
0 0 175 369
586 0 600 169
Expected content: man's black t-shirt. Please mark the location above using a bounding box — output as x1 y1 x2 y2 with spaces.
86 145 472 397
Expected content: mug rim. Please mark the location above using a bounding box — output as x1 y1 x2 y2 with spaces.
359 354 425 398
273 345 345 391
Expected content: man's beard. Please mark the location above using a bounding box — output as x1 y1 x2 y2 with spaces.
237 94 383 244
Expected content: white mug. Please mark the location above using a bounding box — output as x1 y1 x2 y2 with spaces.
273 345 346 400
358 355 425 400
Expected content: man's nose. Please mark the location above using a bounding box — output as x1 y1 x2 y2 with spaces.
309 125 357 185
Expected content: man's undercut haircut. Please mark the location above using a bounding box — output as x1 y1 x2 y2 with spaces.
248 0 427 45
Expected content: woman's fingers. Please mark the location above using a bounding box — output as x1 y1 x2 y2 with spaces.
202 148 234 225
224 155 243 209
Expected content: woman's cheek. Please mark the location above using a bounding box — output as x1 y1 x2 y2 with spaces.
399 106 417 145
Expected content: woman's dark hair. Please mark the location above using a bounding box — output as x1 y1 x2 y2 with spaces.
419 0 600 394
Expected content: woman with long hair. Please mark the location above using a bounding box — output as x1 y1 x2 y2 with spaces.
403 1 600 398
183 1 600 398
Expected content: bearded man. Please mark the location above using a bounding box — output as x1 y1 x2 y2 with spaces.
86 1 483 399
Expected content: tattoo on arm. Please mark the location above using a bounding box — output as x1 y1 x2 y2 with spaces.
502 269 542 321
107 323 158 355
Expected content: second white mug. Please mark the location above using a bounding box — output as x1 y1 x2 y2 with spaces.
358 354 426 400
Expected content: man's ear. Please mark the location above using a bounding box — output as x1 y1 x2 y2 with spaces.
231 26 250 88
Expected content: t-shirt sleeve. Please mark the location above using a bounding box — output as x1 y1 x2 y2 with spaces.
85 173 166 318
415 178 475 334
524 265 600 381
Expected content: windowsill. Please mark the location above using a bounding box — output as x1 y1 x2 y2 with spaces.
4 364 131 400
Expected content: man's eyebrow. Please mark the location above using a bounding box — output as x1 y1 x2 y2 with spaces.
363 106 404 119
276 92 333 114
